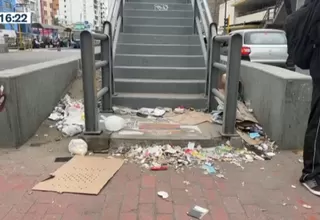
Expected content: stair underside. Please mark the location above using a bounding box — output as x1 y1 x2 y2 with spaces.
113 0 207 109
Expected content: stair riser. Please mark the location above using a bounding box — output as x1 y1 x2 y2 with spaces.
115 55 205 67
124 10 193 18
116 44 202 55
118 34 200 45
128 0 190 3
115 67 205 79
125 3 192 10
112 96 207 108
124 17 193 26
124 26 193 35
115 81 205 94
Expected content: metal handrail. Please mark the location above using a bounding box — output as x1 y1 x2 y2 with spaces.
207 33 242 136
192 0 216 95
80 0 124 134
193 0 243 136
274 0 284 13
263 0 283 22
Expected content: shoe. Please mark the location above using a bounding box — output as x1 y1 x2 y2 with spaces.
301 177 320 196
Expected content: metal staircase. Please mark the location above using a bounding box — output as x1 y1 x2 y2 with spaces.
80 0 243 136
113 0 207 108
263 0 285 28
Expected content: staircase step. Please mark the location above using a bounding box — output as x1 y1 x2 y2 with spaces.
114 66 206 79
114 54 205 67
118 33 200 45
124 9 193 18
129 0 190 3
116 43 202 55
125 2 193 10
124 16 193 26
112 93 207 108
124 25 193 35
114 78 205 94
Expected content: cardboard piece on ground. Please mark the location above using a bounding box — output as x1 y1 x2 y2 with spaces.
215 97 258 124
139 122 180 130
32 156 123 195
237 129 263 145
236 101 258 124
165 111 212 125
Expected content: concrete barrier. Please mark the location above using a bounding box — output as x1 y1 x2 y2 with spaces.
237 60 311 149
0 35 9 53
0 56 80 147
0 44 9 53
0 49 101 148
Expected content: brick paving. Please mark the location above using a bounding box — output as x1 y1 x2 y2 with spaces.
0 139 319 220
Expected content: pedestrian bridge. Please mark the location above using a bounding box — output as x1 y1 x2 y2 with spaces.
0 0 311 150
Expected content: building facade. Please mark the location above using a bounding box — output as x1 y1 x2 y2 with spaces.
57 0 107 30
40 0 53 24
52 0 58 17
216 0 304 31
0 0 41 31
0 0 17 30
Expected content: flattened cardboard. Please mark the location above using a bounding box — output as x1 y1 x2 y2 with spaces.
32 156 123 195
215 96 259 124
237 129 263 145
165 111 212 125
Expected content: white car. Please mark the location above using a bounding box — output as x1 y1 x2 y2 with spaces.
221 29 293 69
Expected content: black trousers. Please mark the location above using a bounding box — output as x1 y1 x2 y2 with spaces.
302 80 320 180
284 0 293 15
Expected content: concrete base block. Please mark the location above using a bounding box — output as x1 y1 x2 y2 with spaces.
0 57 80 147
235 59 311 149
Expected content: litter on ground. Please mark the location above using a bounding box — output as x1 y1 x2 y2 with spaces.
115 140 276 174
48 96 278 168
157 191 169 199
48 95 85 137
187 205 209 219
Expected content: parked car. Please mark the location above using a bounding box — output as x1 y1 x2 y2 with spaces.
221 29 294 70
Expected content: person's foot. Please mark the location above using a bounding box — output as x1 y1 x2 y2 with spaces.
301 176 320 196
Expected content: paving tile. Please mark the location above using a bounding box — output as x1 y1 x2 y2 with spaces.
156 197 173 214
223 197 245 214
119 212 137 220
2 210 24 220
139 204 155 220
156 214 173 220
243 205 268 220
142 175 156 188
42 214 63 220
139 188 156 204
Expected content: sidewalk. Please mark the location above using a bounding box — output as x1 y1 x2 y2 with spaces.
0 138 319 220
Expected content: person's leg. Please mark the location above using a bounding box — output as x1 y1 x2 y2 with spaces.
284 0 293 15
300 80 320 196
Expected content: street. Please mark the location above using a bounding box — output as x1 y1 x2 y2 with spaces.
0 49 80 71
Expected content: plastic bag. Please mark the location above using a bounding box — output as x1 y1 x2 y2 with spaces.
101 115 126 132
62 125 83 137
68 139 88 156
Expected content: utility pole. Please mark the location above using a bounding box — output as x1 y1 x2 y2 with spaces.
100 1 105 30
223 0 227 34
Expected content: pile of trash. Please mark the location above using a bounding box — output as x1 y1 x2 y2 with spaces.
112 106 185 118
48 95 85 137
115 141 276 173
211 100 278 159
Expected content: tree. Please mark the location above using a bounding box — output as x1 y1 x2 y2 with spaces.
53 17 60 25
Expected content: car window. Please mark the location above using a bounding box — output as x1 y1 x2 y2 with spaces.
244 31 287 45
